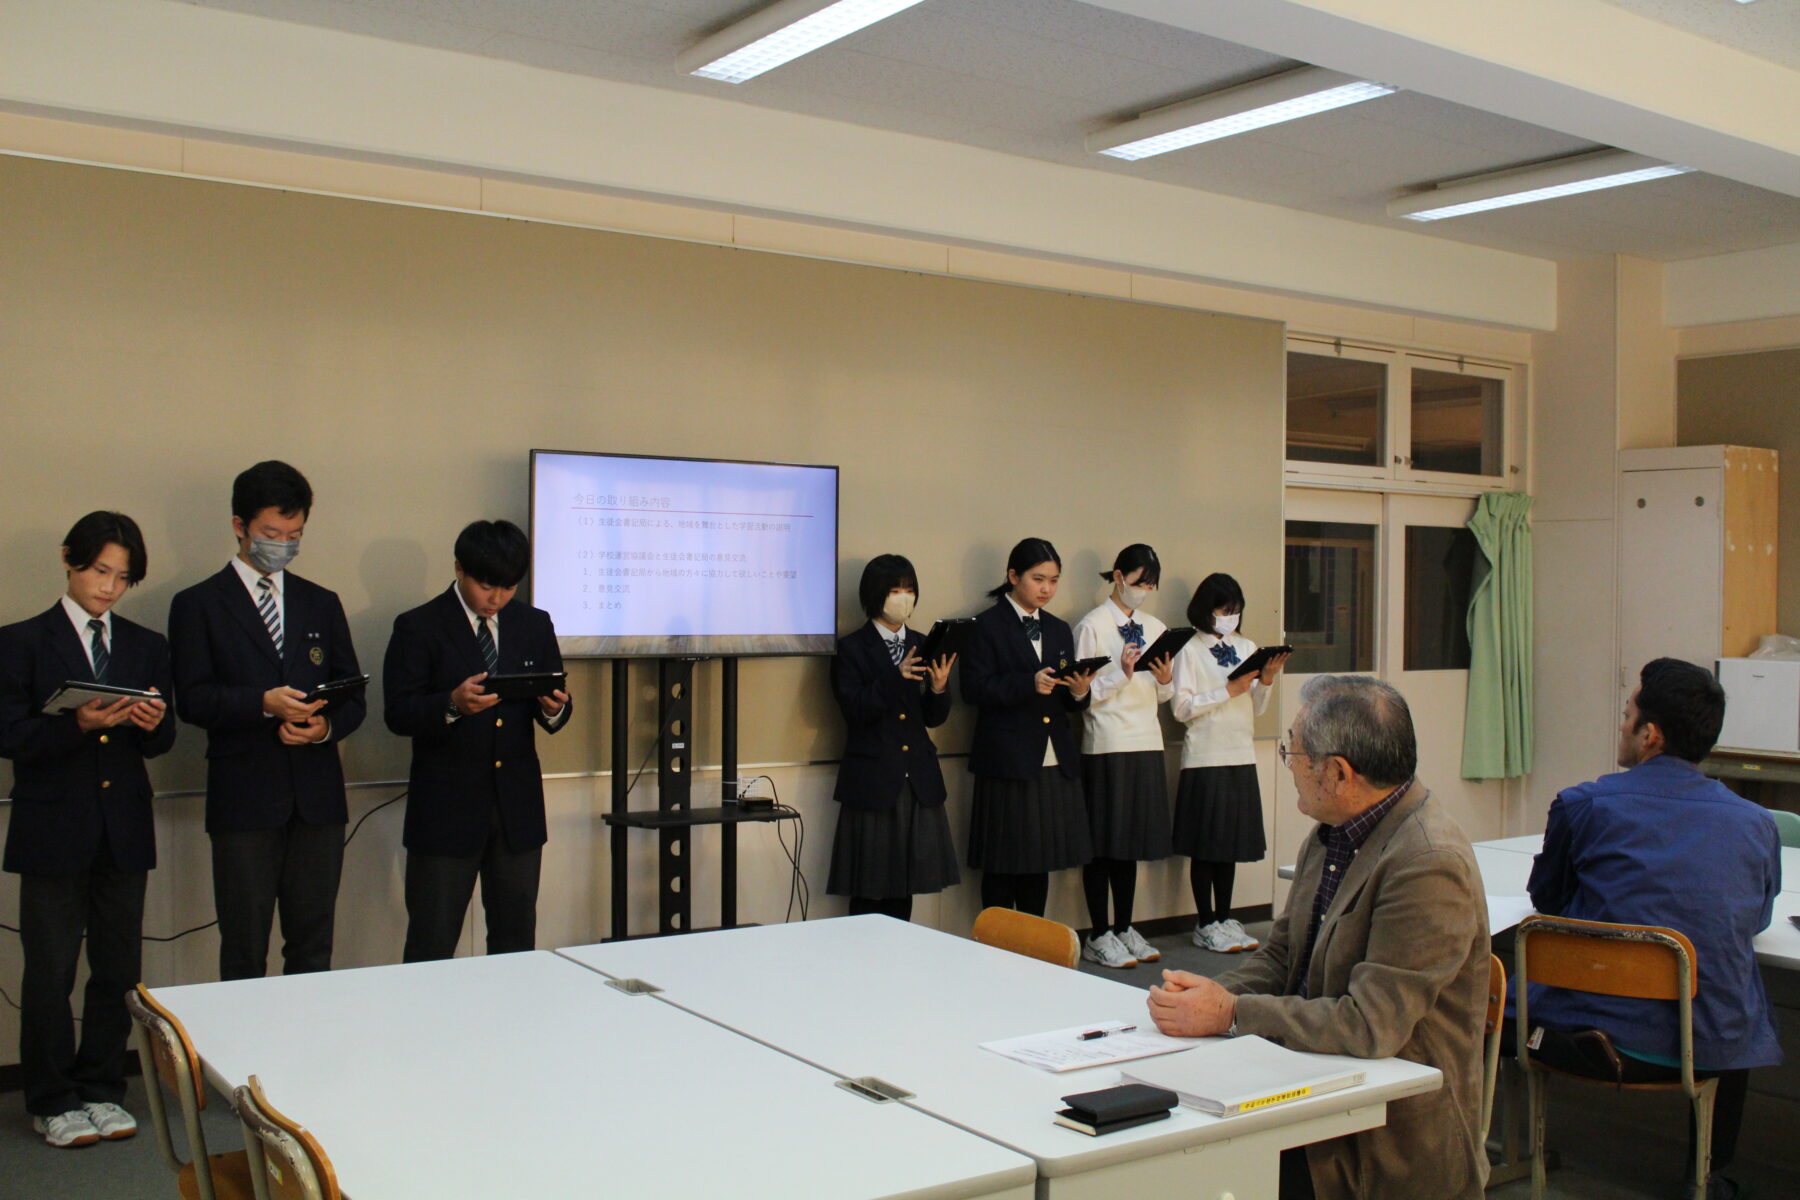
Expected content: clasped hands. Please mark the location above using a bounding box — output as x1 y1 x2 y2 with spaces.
1146 969 1238 1038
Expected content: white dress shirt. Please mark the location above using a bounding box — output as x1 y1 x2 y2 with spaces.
1075 596 1171 755
60 594 111 674
1004 593 1057 768
1169 632 1273 769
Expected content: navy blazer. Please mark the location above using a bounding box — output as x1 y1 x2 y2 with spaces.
383 587 570 858
168 564 365 833
961 598 1088 781
0 605 176 875
830 622 951 811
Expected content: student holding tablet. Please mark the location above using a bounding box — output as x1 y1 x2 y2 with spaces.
826 555 959 922
1169 573 1289 953
0 512 174 1148
1072 544 1175 969
962 538 1096 917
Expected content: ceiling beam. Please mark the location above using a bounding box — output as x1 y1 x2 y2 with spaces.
1089 0 1800 199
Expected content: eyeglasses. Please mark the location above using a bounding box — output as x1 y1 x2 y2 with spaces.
1277 742 1322 766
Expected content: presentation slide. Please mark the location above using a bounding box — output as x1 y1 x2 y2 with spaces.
531 450 839 657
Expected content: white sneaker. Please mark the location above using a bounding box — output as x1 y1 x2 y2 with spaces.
82 1102 136 1140
1193 921 1239 953
1222 919 1260 951
33 1110 101 1149
1118 926 1161 963
1083 930 1138 969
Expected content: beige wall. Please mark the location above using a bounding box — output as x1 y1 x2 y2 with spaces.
1678 349 1800 635
0 154 1285 1058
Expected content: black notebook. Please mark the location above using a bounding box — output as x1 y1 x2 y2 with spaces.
1054 1083 1178 1137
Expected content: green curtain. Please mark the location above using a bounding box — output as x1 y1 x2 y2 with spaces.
1462 492 1534 779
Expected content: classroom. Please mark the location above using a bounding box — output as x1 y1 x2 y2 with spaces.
3 1 1799 1197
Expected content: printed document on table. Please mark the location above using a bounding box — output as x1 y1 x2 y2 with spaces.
980 1021 1193 1072
1488 895 1535 934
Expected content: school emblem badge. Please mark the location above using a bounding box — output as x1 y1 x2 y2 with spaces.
309 646 324 666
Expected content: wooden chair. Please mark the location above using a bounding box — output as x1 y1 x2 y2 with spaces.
1481 953 1505 1145
234 1076 341 1200
125 984 256 1200
1512 915 1714 1200
971 907 1079 968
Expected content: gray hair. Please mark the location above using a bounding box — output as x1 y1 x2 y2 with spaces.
1292 675 1417 787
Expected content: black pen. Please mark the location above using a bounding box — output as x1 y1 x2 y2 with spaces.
1078 1024 1138 1041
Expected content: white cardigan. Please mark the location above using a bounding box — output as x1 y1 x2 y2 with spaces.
1074 598 1172 755
1170 632 1273 769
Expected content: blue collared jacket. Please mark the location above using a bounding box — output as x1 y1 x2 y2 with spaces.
1525 754 1783 1071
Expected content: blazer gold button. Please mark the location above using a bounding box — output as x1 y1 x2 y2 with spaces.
901 745 910 753
495 718 504 728
1042 716 1051 724
494 760 503 769
99 734 109 744
101 780 111 789
898 713 907 720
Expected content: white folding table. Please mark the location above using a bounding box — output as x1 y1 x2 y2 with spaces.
556 917 1441 1200
150 951 1036 1200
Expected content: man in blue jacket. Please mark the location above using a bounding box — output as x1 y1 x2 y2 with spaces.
1526 657 1782 1200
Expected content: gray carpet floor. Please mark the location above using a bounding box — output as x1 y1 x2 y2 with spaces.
4 920 1796 1198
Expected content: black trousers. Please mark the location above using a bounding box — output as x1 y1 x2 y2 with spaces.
18 858 146 1116
402 807 542 962
1503 1023 1751 1171
210 814 344 981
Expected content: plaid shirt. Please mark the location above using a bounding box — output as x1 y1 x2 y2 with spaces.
1295 779 1412 998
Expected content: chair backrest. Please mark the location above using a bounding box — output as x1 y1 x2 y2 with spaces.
971 907 1080 968
1486 953 1506 1035
235 1076 341 1200
126 982 224 1198
1769 807 1800 849
1515 915 1697 1001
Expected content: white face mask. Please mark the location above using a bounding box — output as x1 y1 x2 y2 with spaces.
1120 583 1153 611
881 592 916 625
1213 612 1241 637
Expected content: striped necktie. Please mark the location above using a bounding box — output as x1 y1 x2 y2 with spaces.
477 616 499 674
88 619 110 682
256 577 284 654
887 635 905 665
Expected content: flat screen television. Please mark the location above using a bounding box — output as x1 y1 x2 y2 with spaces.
529 450 839 658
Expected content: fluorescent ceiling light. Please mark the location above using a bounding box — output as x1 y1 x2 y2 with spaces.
1086 67 1397 162
679 0 926 84
1389 150 1695 221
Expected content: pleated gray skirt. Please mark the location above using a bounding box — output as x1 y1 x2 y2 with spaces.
966 768 1094 873
1171 764 1266 862
827 782 960 900
1081 750 1173 861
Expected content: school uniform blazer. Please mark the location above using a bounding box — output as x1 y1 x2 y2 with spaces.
960 598 1089 781
830 623 951 811
382 587 570 858
0 607 176 875
168 565 365 833
1216 781 1490 1200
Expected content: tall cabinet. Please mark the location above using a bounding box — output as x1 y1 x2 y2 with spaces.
1617 445 1778 689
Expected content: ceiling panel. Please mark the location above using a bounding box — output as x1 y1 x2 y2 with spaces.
177 0 1800 261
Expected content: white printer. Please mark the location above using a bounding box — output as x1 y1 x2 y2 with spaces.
1716 658 1800 756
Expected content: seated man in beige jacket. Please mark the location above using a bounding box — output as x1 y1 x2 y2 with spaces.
1146 674 1489 1200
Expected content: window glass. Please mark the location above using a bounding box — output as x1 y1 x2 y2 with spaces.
1284 521 1377 673
1287 352 1384 468
1410 368 1503 476
1403 526 1478 671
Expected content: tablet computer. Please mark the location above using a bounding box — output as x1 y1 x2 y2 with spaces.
41 682 161 715
1227 645 1294 681
307 674 370 706
1053 655 1111 679
920 618 977 662
482 671 567 701
1131 627 1195 670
